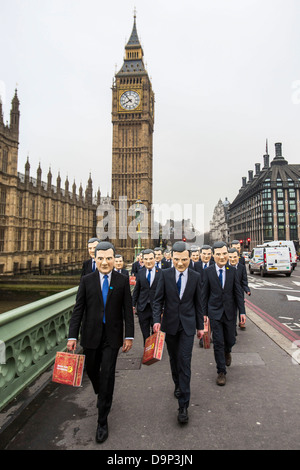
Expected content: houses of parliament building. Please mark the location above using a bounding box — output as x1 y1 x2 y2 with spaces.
0 90 99 276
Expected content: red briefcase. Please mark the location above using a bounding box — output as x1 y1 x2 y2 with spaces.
142 331 165 365
203 318 211 349
52 351 85 387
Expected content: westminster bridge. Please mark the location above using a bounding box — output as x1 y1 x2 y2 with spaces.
0 287 300 451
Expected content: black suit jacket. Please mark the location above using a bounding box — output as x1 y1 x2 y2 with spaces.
189 260 197 270
201 264 245 321
132 267 162 312
235 263 250 294
161 259 171 269
194 259 215 275
81 258 96 277
68 270 134 349
131 261 144 275
153 267 204 335
115 268 129 277
194 259 215 287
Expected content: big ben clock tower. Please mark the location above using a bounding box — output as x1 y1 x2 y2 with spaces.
111 13 154 262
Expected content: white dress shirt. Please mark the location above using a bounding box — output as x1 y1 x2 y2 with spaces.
146 267 155 287
175 268 188 299
99 271 112 287
215 264 226 288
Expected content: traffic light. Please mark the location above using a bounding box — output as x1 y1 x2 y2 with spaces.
239 239 243 245
182 237 186 242
247 238 251 243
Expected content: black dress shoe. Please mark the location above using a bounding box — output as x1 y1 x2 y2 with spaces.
174 387 181 399
177 406 189 424
96 423 108 443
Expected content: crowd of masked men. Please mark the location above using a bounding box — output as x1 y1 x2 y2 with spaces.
67 237 250 443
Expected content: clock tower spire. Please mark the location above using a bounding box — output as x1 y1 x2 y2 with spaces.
110 14 155 262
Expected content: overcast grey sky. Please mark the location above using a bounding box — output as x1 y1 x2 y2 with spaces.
1 0 300 232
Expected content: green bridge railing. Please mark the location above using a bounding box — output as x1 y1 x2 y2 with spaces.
0 287 78 412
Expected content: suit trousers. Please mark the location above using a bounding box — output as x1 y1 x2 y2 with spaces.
137 304 153 345
83 325 119 425
210 313 236 374
165 326 194 408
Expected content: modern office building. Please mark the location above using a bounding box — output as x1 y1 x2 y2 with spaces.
228 142 300 250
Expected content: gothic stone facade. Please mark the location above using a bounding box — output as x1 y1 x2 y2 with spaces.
209 197 230 245
0 90 98 276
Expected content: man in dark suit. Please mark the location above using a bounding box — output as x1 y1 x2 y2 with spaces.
114 254 129 276
132 249 162 344
231 240 245 265
154 247 170 269
81 237 101 277
163 249 172 267
194 245 215 347
189 248 200 270
228 248 251 330
153 242 204 424
201 242 246 386
194 245 215 279
131 252 144 275
67 242 134 444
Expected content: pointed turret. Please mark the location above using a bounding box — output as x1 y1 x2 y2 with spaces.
85 173 93 204
117 12 146 76
56 172 61 195
72 179 76 196
25 156 30 182
0 97 4 127
47 167 52 191
65 176 69 193
37 162 42 185
10 89 20 135
127 11 141 48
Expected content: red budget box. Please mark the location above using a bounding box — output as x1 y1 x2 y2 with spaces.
52 351 85 387
142 331 165 365
203 318 211 349
129 275 136 286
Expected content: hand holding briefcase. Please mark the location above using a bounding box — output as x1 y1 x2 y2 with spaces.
52 351 85 387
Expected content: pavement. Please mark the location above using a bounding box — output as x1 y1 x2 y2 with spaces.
1 305 300 451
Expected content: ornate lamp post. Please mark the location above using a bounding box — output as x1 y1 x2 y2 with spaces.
134 199 143 259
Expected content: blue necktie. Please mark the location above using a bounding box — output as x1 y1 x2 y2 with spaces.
218 269 223 288
147 269 151 285
102 274 109 323
204 263 207 269
177 273 183 296
92 260 96 272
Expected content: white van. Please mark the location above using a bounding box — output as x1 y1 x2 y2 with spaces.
262 240 297 269
249 245 292 277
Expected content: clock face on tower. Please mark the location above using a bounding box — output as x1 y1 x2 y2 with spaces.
120 90 140 110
